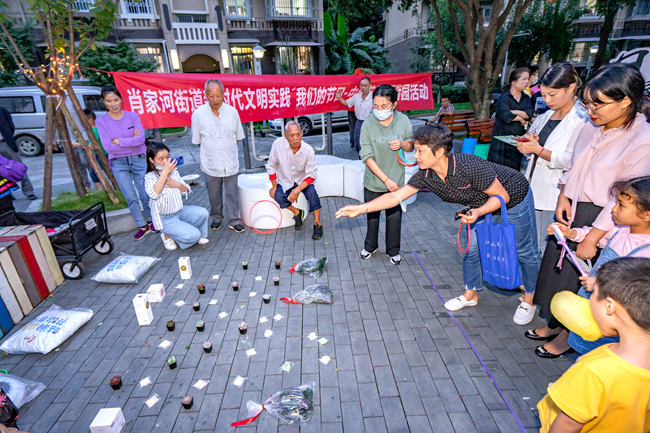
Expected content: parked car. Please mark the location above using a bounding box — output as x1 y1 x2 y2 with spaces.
0 86 106 156
269 110 351 135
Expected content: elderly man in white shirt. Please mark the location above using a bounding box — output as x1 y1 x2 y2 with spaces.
336 76 373 152
266 121 323 240
191 79 246 233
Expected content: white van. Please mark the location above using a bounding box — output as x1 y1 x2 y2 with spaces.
0 86 106 156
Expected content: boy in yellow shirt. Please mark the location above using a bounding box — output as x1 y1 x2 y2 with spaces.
537 257 650 432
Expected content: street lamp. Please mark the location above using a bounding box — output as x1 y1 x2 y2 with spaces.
252 44 265 75
501 31 532 87
252 44 266 60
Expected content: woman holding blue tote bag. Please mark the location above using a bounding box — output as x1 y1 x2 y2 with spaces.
336 124 540 325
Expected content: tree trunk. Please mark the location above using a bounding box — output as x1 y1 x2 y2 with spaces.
41 96 57 211
59 103 120 204
65 86 119 190
54 108 88 197
593 6 617 71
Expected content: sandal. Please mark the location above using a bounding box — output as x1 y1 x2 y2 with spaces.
524 329 560 341
535 345 574 359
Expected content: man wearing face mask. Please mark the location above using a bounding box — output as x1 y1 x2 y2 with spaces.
266 121 323 240
336 76 373 153
358 84 413 265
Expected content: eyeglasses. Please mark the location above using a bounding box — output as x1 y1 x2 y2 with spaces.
580 100 615 113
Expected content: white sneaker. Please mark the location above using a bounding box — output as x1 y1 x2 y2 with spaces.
161 233 177 250
360 249 376 260
444 295 478 311
513 301 537 325
390 255 401 265
198 238 209 245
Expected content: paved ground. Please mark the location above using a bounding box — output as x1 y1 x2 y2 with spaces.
7 123 573 432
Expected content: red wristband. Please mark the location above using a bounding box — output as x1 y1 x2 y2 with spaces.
536 147 544 157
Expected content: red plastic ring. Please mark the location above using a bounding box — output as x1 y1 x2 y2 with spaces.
249 199 283 235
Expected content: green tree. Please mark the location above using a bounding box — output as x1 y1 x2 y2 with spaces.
323 11 389 74
592 0 635 70
507 0 583 67
325 0 387 45
410 0 464 72
79 41 158 86
0 0 123 209
0 20 36 87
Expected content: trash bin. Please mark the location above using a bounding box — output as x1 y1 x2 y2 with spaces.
461 138 477 154
474 143 490 160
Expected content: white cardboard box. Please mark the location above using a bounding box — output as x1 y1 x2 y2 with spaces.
178 256 192 280
146 283 165 302
89 407 125 433
132 294 153 326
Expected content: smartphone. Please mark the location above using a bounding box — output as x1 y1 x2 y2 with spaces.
172 156 184 166
454 206 471 220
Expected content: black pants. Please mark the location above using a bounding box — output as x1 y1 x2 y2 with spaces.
347 111 356 146
364 188 402 256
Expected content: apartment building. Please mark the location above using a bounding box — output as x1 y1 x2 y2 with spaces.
569 0 650 73
1 0 325 75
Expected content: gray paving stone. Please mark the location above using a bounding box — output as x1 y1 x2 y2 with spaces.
10 135 575 432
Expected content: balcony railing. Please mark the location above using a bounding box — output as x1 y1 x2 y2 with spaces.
121 0 154 18
267 0 314 19
73 0 95 12
172 22 220 45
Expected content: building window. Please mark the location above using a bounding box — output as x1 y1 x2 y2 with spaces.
225 0 250 17
271 0 312 17
276 46 312 74
570 42 586 63
175 14 207 22
580 0 599 17
632 0 650 16
231 46 254 74
134 44 166 72
73 0 95 12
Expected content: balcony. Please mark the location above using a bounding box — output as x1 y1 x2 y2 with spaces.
267 0 314 20
172 22 220 45
622 20 650 37
120 0 156 20
72 0 95 12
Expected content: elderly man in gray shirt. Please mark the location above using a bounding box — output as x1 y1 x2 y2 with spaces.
266 121 323 240
191 79 246 233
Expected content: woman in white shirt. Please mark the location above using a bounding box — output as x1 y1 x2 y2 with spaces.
145 143 209 250
516 63 590 254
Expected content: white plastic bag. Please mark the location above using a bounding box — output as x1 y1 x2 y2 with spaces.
0 305 93 354
91 254 160 284
0 374 45 408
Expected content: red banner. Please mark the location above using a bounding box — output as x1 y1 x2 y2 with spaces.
111 71 433 128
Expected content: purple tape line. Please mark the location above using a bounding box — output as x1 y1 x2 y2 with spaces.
413 250 529 433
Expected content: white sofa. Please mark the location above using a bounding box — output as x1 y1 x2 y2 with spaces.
238 154 418 230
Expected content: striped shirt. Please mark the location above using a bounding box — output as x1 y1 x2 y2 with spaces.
144 170 191 230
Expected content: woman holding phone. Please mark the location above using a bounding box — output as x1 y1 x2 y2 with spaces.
515 63 589 254
96 84 156 240
145 143 209 250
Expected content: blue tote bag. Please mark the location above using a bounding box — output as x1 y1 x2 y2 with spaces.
475 195 523 289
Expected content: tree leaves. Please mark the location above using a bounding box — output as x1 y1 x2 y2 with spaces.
324 10 389 74
78 40 159 86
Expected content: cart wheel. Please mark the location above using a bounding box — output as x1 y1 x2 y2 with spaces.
61 261 84 280
93 239 114 255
